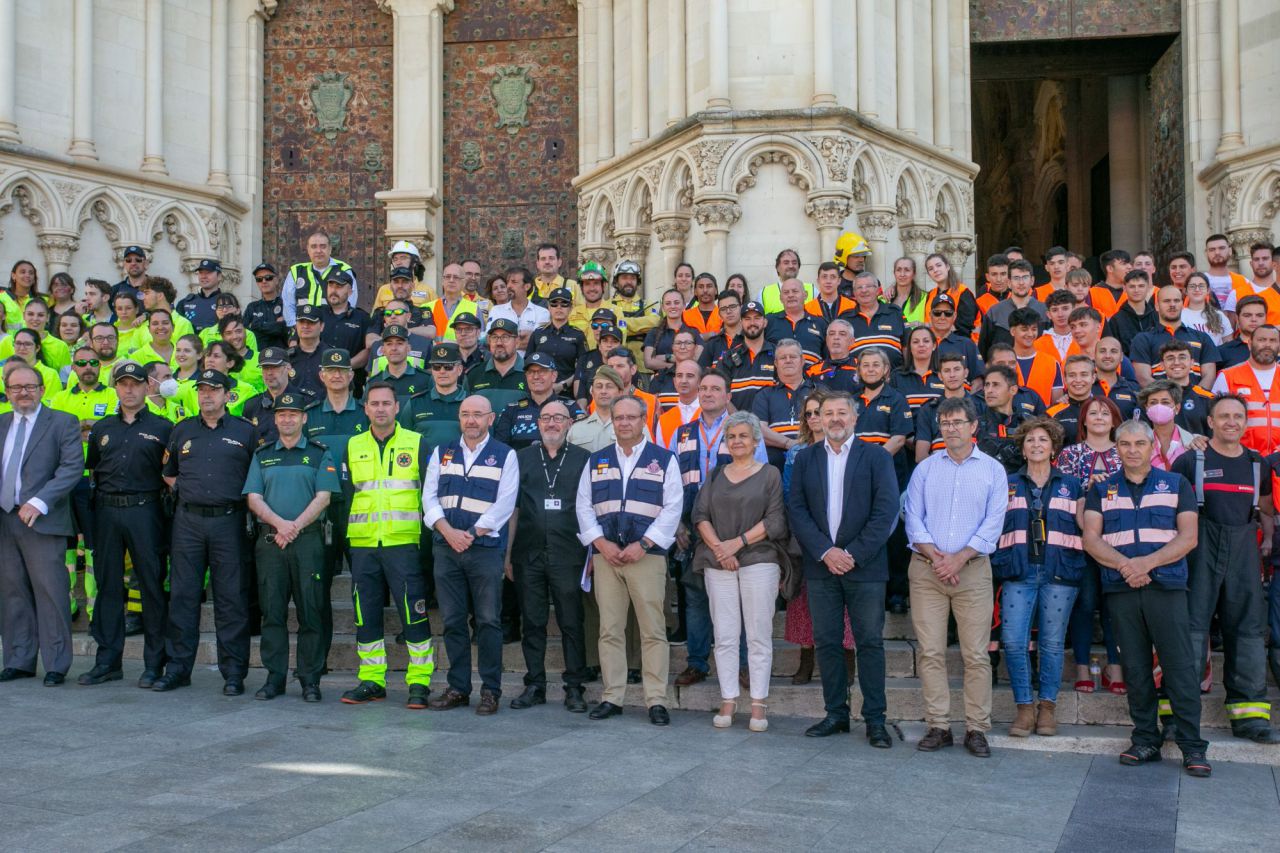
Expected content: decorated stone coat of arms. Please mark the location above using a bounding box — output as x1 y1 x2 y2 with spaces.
490 66 534 135
310 72 354 141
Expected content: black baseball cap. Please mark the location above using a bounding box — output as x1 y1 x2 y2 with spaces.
742 300 766 317
591 308 618 324
296 304 322 322
196 259 222 274
122 245 146 260
381 324 409 341
547 287 573 305
325 268 354 287
451 312 482 328
429 341 462 365
258 347 288 367
252 262 277 276
488 318 519 336
273 393 306 413
112 361 147 383
321 348 352 369
389 266 414 281
525 352 557 372
931 294 956 313
595 323 622 342
194 369 229 389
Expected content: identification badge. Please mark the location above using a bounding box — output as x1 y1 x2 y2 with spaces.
544 498 562 511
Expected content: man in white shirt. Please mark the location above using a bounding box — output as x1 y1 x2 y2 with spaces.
487 266 550 353
575 395 683 725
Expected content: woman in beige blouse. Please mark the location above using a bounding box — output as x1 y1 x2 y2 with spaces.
692 411 789 731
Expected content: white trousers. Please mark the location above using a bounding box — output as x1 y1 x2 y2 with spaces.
705 562 780 700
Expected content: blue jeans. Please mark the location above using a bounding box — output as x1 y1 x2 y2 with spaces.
1069 559 1119 667
682 570 746 674
1000 564 1078 705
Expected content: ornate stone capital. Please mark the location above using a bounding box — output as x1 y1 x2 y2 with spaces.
808 135 856 184
804 194 853 229
857 206 897 241
898 220 938 256
935 233 975 272
693 200 741 231
651 214 691 247
580 243 616 270
690 139 734 188
613 229 651 263
37 232 80 268
1227 225 1275 260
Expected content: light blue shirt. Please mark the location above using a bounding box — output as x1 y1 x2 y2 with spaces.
903 446 1007 555
665 409 768 471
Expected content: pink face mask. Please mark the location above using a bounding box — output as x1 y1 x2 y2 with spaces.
1146 403 1175 425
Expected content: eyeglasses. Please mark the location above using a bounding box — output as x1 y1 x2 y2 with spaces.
939 419 972 430
538 414 571 423
254 275 275 282
931 311 955 318
6 384 39 393
430 363 457 371
73 359 100 367
805 410 821 418
90 335 116 342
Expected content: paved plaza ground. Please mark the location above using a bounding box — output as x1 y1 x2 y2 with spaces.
2 658 1280 852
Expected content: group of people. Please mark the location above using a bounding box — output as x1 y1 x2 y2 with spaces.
3 229 1280 781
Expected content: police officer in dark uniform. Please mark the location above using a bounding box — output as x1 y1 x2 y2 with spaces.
244 263 289 351
242 347 316 446
509 398 591 712
525 287 587 395
175 259 224 333
156 369 257 694
572 320 623 405
288 303 328 397
244 392 340 702
76 362 174 687
319 268 372 371
405 341 467 447
494 352 585 450
303 348 369 666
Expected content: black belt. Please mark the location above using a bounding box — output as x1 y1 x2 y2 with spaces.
180 501 245 517
97 491 161 508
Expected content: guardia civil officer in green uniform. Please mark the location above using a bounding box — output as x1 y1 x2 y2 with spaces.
404 341 466 445
466 317 526 411
339 381 435 708
303 347 368 669
77 362 172 687
244 393 340 702
158 368 257 695
368 324 431 400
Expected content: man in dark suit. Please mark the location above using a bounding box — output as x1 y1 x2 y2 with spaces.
787 390 899 744
0 363 86 685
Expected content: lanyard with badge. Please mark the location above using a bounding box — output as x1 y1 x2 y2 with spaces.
540 445 566 511
699 415 725 477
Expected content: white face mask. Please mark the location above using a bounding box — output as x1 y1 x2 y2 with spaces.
158 378 179 399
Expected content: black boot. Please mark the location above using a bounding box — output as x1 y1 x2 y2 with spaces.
791 647 815 685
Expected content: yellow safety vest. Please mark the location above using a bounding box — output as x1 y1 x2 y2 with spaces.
346 426 424 547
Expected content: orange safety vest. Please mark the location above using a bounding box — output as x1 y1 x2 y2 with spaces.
1033 332 1081 365
976 292 1002 317
804 295 857 319
1015 350 1061 406
656 403 698 450
681 305 721 336
1034 282 1064 302
1232 277 1280 325
923 283 972 317
1088 285 1126 319
1221 362 1280 455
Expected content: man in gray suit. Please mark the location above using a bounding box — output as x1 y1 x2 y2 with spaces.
0 363 84 685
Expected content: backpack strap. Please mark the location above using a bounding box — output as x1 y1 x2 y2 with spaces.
1194 448 1206 508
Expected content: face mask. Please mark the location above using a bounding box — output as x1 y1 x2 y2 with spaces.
861 377 884 391
1146 403 1175 425
158 378 179 399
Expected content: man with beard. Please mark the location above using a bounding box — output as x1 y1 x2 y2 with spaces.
466 318 527 412
1214 324 1280 455
87 322 121 379
609 260 661 367
319 269 371 371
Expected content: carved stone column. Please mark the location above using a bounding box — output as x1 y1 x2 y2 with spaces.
804 192 853 266
0 0 20 143
580 243 617 272
898 220 938 285
207 0 230 186
694 199 740 281
140 0 167 174
37 232 80 277
856 205 897 281
652 213 691 284
935 233 975 277
1228 226 1275 267
68 0 97 160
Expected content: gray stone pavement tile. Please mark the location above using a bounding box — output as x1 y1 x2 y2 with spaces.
0 812 159 853
681 808 839 851
1057 819 1173 853
935 827 1059 853
404 811 580 852
544 801 723 853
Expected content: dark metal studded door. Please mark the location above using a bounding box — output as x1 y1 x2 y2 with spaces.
262 1 395 308
442 0 579 270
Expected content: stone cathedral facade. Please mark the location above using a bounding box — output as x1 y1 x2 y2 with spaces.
0 1 1278 302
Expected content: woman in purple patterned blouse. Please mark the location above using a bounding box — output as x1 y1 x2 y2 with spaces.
1055 396 1126 694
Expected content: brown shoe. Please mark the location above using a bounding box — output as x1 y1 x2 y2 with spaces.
916 727 954 751
674 666 707 686
475 689 499 716
1036 700 1058 736
427 687 469 711
1009 703 1035 737
964 730 992 758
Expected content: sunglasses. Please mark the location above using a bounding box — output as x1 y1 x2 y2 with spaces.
430 363 457 370
549 301 571 307
384 308 410 316
74 359 100 367
254 274 276 282
931 311 955 318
